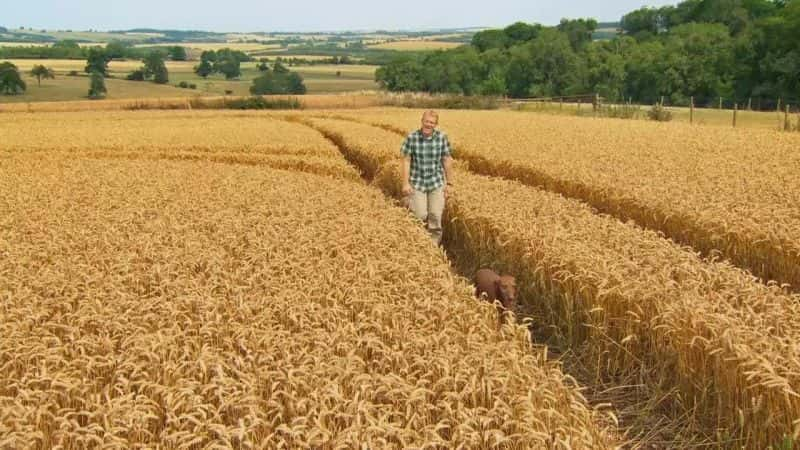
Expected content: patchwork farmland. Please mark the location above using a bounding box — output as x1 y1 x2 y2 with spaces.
2 106 800 448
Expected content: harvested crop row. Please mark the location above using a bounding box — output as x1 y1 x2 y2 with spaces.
298 117 402 180
13 150 362 182
0 157 614 448
323 108 800 292
312 117 800 448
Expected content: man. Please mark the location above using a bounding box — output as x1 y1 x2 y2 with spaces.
401 110 454 245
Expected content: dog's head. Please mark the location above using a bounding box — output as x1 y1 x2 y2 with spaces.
495 275 517 310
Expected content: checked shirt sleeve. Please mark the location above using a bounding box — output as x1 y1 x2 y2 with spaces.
441 133 452 157
401 134 415 157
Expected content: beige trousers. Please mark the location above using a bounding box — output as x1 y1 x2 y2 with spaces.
407 187 445 245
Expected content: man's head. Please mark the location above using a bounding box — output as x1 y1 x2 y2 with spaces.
420 110 439 137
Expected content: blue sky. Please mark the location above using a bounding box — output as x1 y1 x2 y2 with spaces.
5 1 680 32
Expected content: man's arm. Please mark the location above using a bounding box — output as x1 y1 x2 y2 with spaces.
402 155 412 195
443 155 454 186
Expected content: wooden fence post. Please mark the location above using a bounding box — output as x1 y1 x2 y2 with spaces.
747 97 752 110
559 97 563 110
733 103 738 128
719 97 723 109
690 96 694 124
785 105 791 131
777 98 782 113
593 93 599 117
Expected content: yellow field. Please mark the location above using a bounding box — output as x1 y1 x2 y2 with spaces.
0 94 388 112
3 59 198 73
0 42 51 47
300 114 800 447
134 42 280 52
322 109 800 290
0 42 105 48
0 111 361 181
5 105 800 447
0 109 616 448
368 40 465 51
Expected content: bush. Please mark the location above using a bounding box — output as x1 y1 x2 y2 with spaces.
67 70 79 77
225 96 303 110
178 81 189 88
224 89 234 95
189 83 197 90
647 104 673 122
126 69 145 81
250 71 306 95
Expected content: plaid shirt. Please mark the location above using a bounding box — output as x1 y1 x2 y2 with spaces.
401 129 452 192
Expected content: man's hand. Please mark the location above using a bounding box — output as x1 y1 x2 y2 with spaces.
402 183 413 196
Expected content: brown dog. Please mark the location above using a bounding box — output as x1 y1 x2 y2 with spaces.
474 268 517 317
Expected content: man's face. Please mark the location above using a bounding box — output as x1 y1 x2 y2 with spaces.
421 115 438 136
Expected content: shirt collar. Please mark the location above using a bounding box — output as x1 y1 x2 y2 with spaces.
418 129 439 140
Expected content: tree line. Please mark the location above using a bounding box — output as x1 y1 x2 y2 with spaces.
0 40 188 61
376 0 800 107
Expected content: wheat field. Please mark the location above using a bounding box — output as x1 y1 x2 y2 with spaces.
318 108 800 293
5 104 800 448
0 111 616 448
303 115 800 447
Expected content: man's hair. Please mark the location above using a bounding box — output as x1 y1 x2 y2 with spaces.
422 110 439 123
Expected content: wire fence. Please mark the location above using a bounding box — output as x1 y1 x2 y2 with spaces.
505 94 800 131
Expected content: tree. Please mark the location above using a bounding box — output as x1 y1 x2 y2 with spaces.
503 22 543 44
194 59 214 78
215 56 241 79
105 40 132 59
661 23 735 104
0 62 26 95
85 47 110 76
167 46 187 61
557 18 599 50
471 29 510 52
142 51 168 84
29 64 55 86
375 54 424 91
583 40 629 101
53 39 80 50
273 61 289 74
88 71 106 99
286 72 306 94
250 70 307 94
506 28 579 97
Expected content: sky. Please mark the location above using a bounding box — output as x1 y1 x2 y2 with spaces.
4 1 680 32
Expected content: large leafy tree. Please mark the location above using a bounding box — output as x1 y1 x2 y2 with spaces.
507 28 579 97
557 18 599 50
251 70 306 95
0 62 26 95
214 49 244 79
142 51 169 84
85 47 110 76
88 71 106 99
29 64 55 86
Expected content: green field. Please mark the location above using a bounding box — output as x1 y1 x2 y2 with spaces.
0 59 378 102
